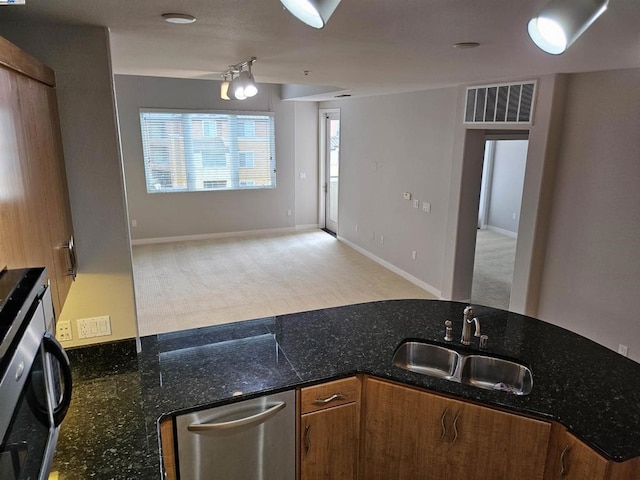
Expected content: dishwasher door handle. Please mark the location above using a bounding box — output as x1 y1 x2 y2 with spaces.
187 401 287 432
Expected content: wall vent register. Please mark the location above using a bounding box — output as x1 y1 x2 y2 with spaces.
464 81 536 125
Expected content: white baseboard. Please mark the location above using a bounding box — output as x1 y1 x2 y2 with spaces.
295 224 320 231
337 236 442 299
486 225 518 239
131 227 298 245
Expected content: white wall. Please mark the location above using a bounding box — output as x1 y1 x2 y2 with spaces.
320 88 458 295
537 68 640 362
114 75 315 240
294 102 319 227
486 140 528 235
0 23 138 348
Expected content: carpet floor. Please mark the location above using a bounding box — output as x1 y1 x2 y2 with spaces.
471 229 517 310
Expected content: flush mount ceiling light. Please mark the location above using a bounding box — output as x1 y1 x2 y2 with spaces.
527 0 608 55
161 13 197 24
279 0 342 29
221 58 258 101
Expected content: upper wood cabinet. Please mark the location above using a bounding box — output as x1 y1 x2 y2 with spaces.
362 377 551 480
0 35 75 315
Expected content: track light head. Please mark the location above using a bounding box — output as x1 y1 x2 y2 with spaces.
220 58 258 101
527 0 608 54
280 0 342 29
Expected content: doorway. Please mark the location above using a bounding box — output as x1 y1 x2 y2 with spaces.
322 111 340 235
471 138 528 309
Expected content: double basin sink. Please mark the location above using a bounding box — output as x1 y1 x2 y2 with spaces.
392 340 533 395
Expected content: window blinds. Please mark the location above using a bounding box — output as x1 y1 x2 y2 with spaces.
139 110 276 193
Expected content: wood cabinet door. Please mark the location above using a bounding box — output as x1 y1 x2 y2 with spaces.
0 63 74 315
362 378 551 480
545 429 609 480
362 378 453 480
301 403 358 480
447 397 551 480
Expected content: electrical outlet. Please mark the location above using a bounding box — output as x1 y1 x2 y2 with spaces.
131 219 137 227
355 224 359 232
423 202 431 213
77 316 112 339
380 235 384 244
56 320 72 341
412 251 417 260
287 209 292 217
618 344 629 357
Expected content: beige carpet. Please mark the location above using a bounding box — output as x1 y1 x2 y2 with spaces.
132 230 436 335
471 229 517 310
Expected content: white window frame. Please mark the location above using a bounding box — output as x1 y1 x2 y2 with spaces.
139 109 276 193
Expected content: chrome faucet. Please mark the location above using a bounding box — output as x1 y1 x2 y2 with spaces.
461 306 481 346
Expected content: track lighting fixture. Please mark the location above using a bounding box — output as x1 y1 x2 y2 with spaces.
220 58 258 101
527 0 608 54
280 0 342 29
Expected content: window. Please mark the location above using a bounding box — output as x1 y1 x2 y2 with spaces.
139 110 276 193
239 151 255 168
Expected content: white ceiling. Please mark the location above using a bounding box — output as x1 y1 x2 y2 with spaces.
2 0 640 98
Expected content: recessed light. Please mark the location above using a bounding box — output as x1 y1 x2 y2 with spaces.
453 42 481 49
162 13 197 24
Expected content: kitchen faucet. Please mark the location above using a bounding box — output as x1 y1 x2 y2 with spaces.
461 306 481 346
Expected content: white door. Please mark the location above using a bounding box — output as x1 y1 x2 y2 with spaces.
324 112 340 234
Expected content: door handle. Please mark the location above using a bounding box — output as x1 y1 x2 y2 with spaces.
440 408 448 441
304 424 311 455
451 411 460 445
187 401 286 432
43 333 73 426
62 235 77 280
560 444 570 476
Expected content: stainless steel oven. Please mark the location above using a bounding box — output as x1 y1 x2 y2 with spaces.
0 267 72 480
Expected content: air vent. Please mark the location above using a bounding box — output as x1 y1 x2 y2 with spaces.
464 81 536 125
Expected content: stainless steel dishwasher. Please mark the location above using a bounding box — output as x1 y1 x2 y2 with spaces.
175 390 295 480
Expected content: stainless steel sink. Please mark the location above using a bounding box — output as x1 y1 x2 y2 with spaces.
392 341 533 395
460 355 533 395
392 341 460 379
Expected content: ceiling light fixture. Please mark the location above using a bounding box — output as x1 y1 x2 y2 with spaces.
279 0 342 29
161 13 197 24
220 58 258 101
527 0 608 55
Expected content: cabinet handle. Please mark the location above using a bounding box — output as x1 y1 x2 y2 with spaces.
440 408 448 441
313 392 346 405
451 412 460 445
304 424 311 455
560 444 570 476
62 235 77 280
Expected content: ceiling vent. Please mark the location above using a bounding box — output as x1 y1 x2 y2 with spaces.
464 81 536 125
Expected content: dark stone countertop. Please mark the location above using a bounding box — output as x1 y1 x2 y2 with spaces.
51 300 640 480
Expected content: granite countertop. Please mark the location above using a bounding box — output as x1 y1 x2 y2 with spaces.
51 300 640 480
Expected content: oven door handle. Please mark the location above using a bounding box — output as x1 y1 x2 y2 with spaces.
43 333 73 426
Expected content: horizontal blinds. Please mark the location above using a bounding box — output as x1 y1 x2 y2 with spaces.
139 111 276 193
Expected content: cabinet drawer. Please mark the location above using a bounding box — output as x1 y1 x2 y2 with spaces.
301 377 360 414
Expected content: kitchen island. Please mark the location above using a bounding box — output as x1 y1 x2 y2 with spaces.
51 300 640 479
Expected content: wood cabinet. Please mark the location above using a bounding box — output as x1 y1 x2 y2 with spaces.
362 377 551 480
299 377 360 480
544 425 640 480
0 35 75 315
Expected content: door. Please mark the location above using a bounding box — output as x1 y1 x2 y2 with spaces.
175 390 295 480
301 403 358 479
472 138 528 311
362 378 550 480
324 112 340 234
